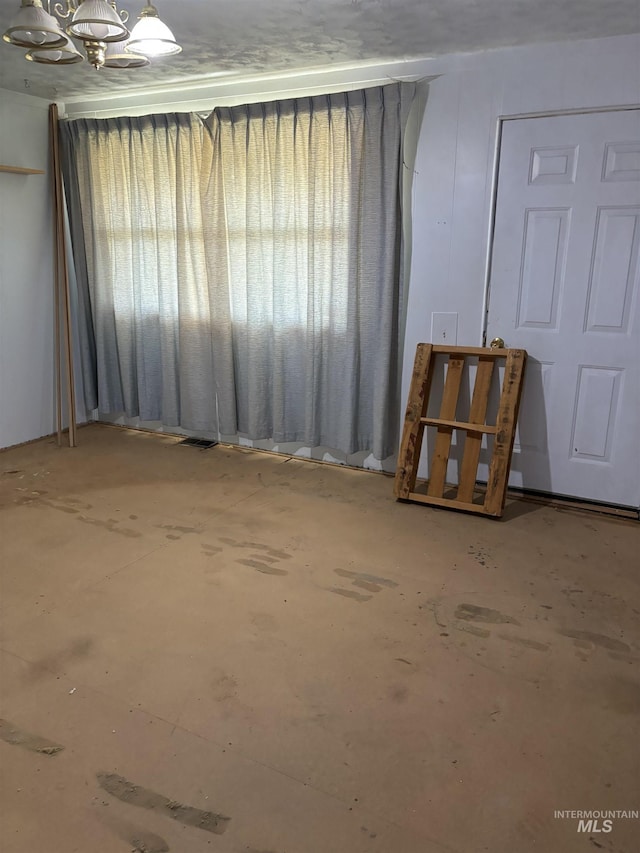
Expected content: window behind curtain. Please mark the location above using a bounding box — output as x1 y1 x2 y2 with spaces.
61 83 415 460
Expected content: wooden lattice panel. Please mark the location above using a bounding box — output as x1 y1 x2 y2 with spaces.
394 344 527 518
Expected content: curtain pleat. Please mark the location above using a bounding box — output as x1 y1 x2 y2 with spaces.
60 83 414 459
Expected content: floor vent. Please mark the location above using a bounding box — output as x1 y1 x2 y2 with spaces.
177 437 219 449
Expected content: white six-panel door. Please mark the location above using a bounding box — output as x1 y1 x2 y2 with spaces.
485 110 640 508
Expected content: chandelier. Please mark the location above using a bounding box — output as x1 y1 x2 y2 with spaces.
2 0 181 70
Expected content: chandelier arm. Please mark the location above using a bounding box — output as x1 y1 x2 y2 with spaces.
54 1 78 21
107 0 128 24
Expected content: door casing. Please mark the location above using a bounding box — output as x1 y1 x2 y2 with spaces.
481 103 640 511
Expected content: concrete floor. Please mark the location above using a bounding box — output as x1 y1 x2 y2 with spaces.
0 424 638 853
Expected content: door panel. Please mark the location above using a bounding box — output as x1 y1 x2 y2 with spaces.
570 366 622 462
517 207 569 328
485 110 640 507
585 207 639 333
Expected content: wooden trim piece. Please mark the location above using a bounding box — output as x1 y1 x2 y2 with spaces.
0 165 44 175
49 108 63 446
420 417 498 434
49 104 77 448
404 491 487 515
484 349 527 516
457 356 495 502
431 345 508 357
394 343 435 499
425 355 463 498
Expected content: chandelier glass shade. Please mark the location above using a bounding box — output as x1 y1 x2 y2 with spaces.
3 2 68 48
102 36 149 67
26 40 83 63
128 6 181 56
67 0 129 42
2 0 181 69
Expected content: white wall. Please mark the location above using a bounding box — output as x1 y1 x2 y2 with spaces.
0 89 56 449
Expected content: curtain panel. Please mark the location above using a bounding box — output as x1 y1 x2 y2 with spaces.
60 83 415 459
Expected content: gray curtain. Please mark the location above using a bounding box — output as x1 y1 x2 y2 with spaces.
60 113 215 431
61 83 415 459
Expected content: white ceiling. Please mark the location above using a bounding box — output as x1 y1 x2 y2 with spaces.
0 0 639 103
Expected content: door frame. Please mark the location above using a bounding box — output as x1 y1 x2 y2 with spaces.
481 103 640 347
480 103 640 513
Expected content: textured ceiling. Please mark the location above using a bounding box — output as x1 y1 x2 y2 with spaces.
0 0 639 102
